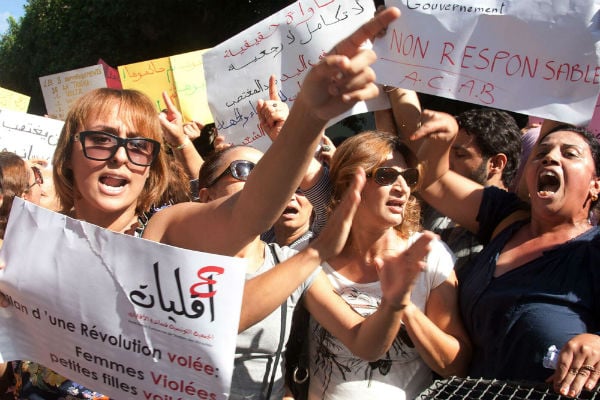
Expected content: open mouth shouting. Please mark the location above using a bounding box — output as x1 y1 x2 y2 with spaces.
281 205 299 218
99 174 129 194
537 169 561 198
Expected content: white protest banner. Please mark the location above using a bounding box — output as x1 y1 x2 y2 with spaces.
373 0 600 125
203 0 389 151
0 198 247 400
0 108 63 163
40 64 108 120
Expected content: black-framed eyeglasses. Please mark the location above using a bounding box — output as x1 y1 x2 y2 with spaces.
367 167 419 188
208 160 255 187
26 165 44 191
74 131 160 167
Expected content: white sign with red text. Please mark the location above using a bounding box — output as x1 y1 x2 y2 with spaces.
0 198 246 400
203 0 389 151
373 0 600 125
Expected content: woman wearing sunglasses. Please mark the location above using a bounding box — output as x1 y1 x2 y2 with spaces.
188 132 444 400
303 130 471 399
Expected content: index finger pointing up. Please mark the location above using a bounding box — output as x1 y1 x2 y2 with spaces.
268 75 281 102
331 7 401 59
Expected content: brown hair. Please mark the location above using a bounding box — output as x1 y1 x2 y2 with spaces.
329 130 421 238
52 88 169 215
0 152 31 239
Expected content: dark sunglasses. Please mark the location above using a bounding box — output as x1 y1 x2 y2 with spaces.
208 160 255 187
74 131 160 167
26 165 44 190
367 167 419 188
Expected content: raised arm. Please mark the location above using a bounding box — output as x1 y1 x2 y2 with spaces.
144 7 402 254
411 109 485 233
159 91 204 179
234 8 401 239
239 170 364 332
256 75 324 190
401 268 471 377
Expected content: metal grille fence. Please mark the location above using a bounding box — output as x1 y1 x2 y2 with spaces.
417 377 600 400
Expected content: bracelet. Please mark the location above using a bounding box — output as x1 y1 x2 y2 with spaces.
169 137 190 150
174 140 189 150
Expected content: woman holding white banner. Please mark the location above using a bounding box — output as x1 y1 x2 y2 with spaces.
4 7 406 400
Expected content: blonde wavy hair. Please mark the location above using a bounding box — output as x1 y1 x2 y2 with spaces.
52 88 169 215
329 130 421 238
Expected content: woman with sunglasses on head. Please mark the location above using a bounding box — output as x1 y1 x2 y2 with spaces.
304 130 471 400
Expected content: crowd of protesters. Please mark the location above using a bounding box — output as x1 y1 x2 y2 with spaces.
0 4 598 400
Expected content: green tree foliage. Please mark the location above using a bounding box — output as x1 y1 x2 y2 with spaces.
0 0 294 115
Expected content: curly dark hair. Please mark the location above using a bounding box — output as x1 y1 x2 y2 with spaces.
455 108 522 187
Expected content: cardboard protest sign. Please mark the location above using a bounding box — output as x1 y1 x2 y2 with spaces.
373 0 600 125
0 198 246 399
0 108 63 163
0 87 30 113
118 51 213 123
171 49 214 124
203 0 389 151
39 65 108 120
118 57 179 113
98 58 123 90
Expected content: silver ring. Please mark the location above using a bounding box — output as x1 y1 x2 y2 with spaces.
293 367 309 384
580 365 596 373
321 145 332 152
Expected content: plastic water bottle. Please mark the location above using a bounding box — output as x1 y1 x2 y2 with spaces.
543 345 559 369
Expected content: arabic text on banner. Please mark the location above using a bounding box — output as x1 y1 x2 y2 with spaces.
0 198 247 399
203 0 390 152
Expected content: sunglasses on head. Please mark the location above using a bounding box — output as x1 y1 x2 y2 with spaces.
74 130 160 167
26 165 44 190
367 167 419 188
208 160 255 187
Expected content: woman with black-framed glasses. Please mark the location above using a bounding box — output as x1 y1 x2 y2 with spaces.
6 87 174 399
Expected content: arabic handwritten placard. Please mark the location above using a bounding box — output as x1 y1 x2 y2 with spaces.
203 0 390 152
0 198 246 399
373 0 600 125
0 87 30 113
0 108 63 163
171 49 214 124
118 57 179 113
39 65 108 120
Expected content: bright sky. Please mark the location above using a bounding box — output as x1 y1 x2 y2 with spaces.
0 0 27 36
